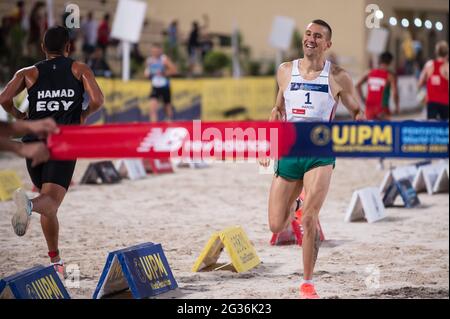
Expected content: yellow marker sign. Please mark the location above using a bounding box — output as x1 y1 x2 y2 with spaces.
0 170 22 201
192 226 260 273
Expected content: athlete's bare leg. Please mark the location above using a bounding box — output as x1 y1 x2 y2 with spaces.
31 183 67 262
164 103 174 121
301 165 333 280
149 98 159 122
268 175 303 233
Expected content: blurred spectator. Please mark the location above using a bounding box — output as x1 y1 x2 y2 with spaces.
165 20 179 61
187 21 200 66
87 46 112 77
401 31 415 75
81 12 98 61
11 1 27 28
187 14 209 74
97 13 111 57
27 1 47 60
6 1 28 72
168 20 178 48
200 33 213 62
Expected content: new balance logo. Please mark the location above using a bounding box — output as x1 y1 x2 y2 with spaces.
137 128 188 153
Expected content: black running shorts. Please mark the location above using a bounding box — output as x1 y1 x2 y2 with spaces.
26 159 76 190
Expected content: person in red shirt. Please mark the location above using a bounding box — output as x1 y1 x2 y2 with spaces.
356 51 400 120
418 41 449 120
97 13 110 57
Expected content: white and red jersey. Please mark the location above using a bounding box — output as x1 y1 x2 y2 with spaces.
283 59 337 122
427 60 449 105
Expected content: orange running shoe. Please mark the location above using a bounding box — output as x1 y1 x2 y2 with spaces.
299 283 320 299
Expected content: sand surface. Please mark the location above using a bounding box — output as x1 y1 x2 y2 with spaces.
1 151 448 299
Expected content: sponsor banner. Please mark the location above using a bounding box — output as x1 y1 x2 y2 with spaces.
48 121 292 160
286 120 448 158
47 121 448 160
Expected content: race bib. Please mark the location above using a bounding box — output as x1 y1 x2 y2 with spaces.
152 75 168 88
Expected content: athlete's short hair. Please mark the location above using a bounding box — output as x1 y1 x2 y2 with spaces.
435 41 449 58
379 51 393 65
311 19 332 40
43 25 69 54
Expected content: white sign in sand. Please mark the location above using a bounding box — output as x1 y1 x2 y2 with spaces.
413 163 448 195
115 159 147 180
380 165 418 194
345 187 386 223
432 166 449 194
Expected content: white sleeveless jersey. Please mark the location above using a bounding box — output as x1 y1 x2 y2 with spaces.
283 59 337 122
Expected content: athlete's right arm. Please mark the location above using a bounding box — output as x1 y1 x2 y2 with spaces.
0 68 29 120
259 63 289 167
73 62 104 123
269 63 290 122
418 60 433 88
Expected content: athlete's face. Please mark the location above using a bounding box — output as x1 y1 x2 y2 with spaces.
303 23 332 58
150 46 162 58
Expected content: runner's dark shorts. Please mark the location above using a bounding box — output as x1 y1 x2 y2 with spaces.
26 159 76 190
150 86 171 104
427 102 449 120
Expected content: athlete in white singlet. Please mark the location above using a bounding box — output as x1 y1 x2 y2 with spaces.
259 19 365 299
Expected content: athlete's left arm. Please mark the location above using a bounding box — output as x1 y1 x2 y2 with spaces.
0 69 28 120
334 69 365 121
74 62 104 123
163 56 178 76
442 61 449 81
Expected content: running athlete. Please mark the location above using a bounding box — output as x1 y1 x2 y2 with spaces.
144 43 178 122
259 20 365 299
356 51 399 169
356 51 399 120
418 41 449 120
0 26 104 276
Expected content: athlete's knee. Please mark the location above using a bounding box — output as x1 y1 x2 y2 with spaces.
45 207 59 218
302 202 322 217
269 219 286 233
44 200 59 218
301 215 317 234
37 194 61 217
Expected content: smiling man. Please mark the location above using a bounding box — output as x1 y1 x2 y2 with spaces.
259 19 365 299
